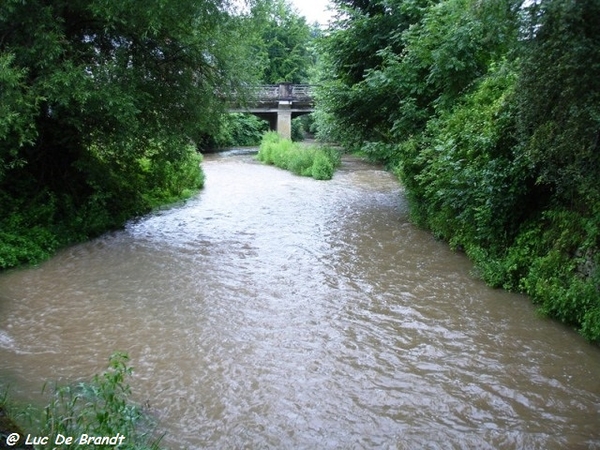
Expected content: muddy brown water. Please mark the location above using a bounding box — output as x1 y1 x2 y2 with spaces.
1 151 599 449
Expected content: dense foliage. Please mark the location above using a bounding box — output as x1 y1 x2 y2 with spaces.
257 131 340 179
252 0 315 84
0 0 261 268
318 0 600 341
206 113 270 148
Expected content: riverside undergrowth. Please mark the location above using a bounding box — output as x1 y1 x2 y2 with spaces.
257 132 341 180
0 143 204 271
316 0 600 342
2 353 163 450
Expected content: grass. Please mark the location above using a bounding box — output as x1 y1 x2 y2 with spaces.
256 132 341 180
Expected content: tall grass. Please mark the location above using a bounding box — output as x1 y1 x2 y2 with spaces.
257 132 340 180
16 353 163 450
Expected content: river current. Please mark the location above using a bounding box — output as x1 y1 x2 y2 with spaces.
1 151 599 449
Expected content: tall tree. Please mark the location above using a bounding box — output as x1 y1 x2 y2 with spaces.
317 0 520 149
316 0 432 146
0 0 258 172
0 0 262 267
253 0 313 83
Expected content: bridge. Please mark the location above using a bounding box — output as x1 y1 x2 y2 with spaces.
229 83 316 139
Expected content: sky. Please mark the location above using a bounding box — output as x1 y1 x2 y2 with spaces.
289 0 335 26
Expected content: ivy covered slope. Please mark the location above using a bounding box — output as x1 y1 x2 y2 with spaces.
317 0 600 341
0 0 260 269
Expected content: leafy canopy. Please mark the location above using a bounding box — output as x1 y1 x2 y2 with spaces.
251 0 314 83
0 0 262 267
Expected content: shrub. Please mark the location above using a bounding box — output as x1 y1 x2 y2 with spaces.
208 113 270 148
291 117 305 142
287 147 315 176
257 132 340 180
311 149 336 180
29 353 162 450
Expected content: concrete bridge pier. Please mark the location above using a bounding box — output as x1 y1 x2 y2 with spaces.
276 101 292 140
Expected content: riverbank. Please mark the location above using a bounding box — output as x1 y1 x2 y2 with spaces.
0 148 204 272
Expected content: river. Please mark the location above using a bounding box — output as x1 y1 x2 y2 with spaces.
1 151 599 449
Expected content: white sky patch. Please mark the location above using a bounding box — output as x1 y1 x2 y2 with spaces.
289 0 335 26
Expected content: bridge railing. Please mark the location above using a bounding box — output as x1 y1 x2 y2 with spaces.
291 84 313 99
252 84 315 102
254 85 280 100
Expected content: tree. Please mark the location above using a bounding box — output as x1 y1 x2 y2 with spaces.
252 0 313 83
0 0 262 267
517 0 600 207
317 0 520 150
316 0 433 147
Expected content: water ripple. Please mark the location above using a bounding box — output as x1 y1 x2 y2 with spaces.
1 155 599 449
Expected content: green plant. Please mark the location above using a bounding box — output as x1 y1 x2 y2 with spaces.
257 132 340 180
208 113 270 148
291 117 306 142
31 353 161 450
310 151 335 180
0 387 28 449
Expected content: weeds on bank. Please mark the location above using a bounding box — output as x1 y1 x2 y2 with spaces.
257 132 340 180
14 353 163 450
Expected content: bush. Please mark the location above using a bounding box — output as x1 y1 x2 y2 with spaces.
208 113 269 148
0 139 204 270
311 151 335 180
28 353 162 450
291 117 305 142
256 132 340 180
